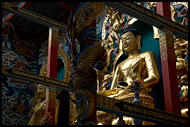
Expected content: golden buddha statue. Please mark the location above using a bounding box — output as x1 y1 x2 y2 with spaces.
98 27 160 125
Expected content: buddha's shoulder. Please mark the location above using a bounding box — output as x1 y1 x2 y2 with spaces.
139 51 154 57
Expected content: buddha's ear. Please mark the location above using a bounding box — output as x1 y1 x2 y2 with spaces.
136 35 141 50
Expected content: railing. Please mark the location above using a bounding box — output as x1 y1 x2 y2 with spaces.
2 65 189 125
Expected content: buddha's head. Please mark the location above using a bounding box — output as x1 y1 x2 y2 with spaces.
37 84 46 100
120 27 141 53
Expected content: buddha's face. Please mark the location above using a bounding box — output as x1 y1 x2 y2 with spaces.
120 31 138 53
37 84 46 99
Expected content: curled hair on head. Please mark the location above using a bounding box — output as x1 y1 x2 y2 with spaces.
120 26 141 37
120 26 142 49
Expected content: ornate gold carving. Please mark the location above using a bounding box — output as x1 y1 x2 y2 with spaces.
174 36 188 116
171 2 188 26
73 2 104 38
58 49 71 82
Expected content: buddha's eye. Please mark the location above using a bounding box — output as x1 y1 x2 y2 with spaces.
121 37 130 41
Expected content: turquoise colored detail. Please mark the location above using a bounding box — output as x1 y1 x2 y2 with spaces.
132 21 162 77
57 57 65 81
113 43 118 49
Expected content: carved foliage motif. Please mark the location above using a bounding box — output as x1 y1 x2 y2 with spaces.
99 7 133 91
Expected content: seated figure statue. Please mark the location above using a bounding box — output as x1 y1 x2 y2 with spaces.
98 26 160 125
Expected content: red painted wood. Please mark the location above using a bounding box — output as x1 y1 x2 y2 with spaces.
156 2 171 19
157 2 181 115
57 2 76 10
3 2 27 22
45 27 59 125
161 58 181 115
47 46 58 78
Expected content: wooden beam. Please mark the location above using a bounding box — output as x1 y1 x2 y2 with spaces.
2 2 68 32
104 2 188 40
2 65 70 90
97 95 188 125
2 2 27 22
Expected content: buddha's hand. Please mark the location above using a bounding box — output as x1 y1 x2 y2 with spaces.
33 100 46 113
118 86 131 97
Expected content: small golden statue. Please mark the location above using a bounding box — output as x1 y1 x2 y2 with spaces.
98 27 160 125
28 84 46 125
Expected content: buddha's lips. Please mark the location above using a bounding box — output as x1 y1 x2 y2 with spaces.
123 44 128 48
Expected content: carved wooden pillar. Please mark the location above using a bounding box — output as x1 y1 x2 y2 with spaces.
159 27 181 115
45 26 59 125
157 2 181 115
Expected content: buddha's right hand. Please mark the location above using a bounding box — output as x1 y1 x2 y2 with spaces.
117 86 132 97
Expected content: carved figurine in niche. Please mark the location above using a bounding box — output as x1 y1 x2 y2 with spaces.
98 27 160 125
28 47 72 125
28 62 49 125
28 84 46 125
